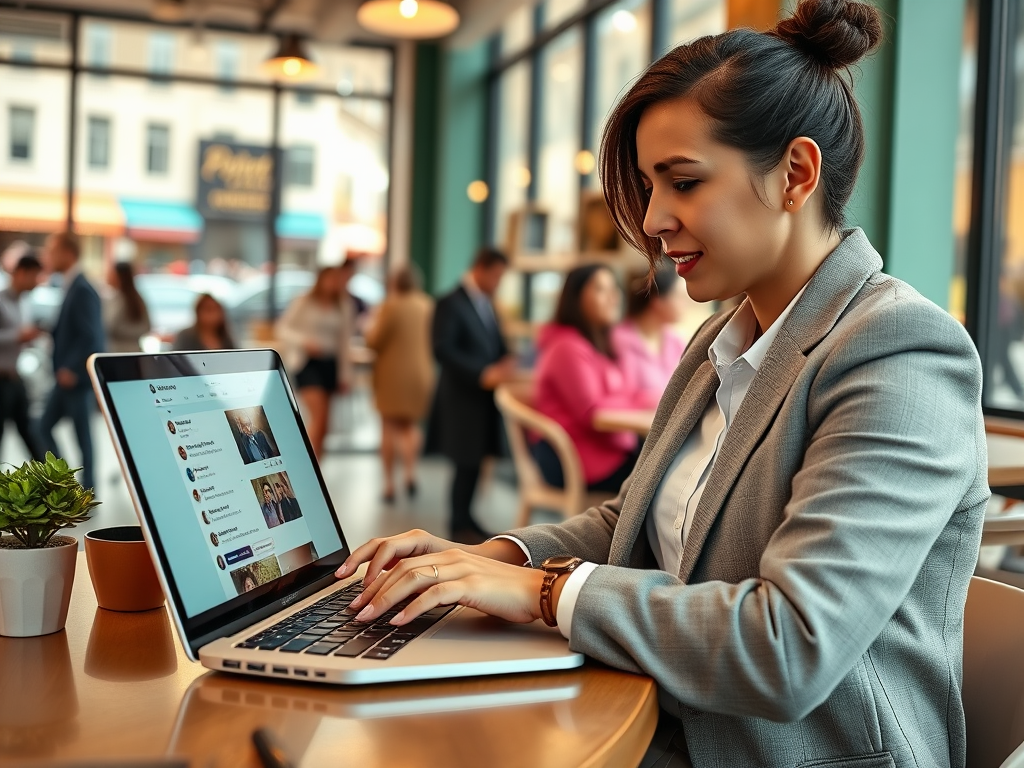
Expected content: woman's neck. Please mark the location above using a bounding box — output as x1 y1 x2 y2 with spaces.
746 229 843 333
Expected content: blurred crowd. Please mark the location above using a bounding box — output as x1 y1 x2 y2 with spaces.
0 234 690 544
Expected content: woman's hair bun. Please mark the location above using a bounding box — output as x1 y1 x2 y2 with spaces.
774 0 883 70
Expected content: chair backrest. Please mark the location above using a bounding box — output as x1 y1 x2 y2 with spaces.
495 382 587 518
964 576 1024 768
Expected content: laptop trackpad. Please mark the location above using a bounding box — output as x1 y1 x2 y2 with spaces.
431 611 559 642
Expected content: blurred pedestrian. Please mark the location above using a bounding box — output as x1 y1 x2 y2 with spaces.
172 294 237 351
38 231 105 491
431 248 517 543
365 264 435 503
0 252 46 460
532 264 655 492
275 264 355 459
103 261 151 354
613 266 688 399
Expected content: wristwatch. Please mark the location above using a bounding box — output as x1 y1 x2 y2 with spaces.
539 556 584 627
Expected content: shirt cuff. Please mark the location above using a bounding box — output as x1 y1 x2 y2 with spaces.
555 562 598 640
488 535 532 567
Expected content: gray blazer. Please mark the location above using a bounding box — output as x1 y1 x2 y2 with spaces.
510 229 988 768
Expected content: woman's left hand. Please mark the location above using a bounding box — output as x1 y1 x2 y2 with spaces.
349 549 546 626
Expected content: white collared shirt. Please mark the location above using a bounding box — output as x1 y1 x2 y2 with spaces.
60 265 81 296
501 284 809 640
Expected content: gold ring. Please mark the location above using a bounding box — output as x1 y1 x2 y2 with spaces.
432 565 439 579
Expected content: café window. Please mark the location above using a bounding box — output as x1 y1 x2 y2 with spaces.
9 106 34 161
285 145 314 187
87 115 110 169
146 122 169 174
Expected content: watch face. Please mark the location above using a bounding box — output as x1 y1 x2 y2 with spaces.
543 556 579 570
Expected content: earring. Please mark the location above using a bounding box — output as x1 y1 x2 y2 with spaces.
787 200 795 207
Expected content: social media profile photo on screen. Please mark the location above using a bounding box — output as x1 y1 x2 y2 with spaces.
177 446 187 461
149 384 156 394
225 405 281 465
201 510 210 525
216 554 226 570
166 420 176 435
186 467 196 483
210 532 219 547
192 489 201 503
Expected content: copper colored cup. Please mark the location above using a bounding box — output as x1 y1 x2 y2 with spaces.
84 526 165 612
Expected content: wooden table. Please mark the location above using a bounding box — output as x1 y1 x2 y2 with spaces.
0 553 658 768
592 409 656 437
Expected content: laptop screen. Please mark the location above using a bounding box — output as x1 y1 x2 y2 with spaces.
96 352 346 638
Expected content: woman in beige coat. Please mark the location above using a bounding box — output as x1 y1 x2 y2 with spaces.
365 265 435 502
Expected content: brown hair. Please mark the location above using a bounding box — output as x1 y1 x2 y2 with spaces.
554 264 617 360
51 231 80 260
472 247 509 270
600 0 882 266
391 264 422 294
626 265 679 318
194 293 234 348
114 261 146 323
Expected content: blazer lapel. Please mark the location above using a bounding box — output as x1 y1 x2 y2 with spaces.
677 228 884 582
456 287 500 356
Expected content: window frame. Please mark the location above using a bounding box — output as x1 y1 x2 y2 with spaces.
8 105 35 162
145 121 170 175
86 114 111 169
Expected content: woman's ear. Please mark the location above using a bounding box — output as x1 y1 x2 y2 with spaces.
779 136 823 213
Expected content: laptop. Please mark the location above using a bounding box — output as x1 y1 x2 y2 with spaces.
88 349 583 684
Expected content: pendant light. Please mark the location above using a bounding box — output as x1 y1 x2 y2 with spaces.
357 0 460 39
261 33 320 82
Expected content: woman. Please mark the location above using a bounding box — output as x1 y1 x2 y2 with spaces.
613 266 688 399
103 262 151 353
333 3 987 766
172 294 236 351
365 265 435 502
531 264 655 492
274 265 354 458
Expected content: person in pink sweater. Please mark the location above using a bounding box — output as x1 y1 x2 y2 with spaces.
531 264 658 492
612 265 688 399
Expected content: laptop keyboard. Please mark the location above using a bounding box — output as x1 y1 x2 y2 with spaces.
236 582 455 661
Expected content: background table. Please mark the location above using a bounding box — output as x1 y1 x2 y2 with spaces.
592 409 656 437
0 552 658 768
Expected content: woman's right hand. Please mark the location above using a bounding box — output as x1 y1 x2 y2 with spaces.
335 529 529 591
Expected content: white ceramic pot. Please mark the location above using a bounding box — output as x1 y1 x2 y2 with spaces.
0 535 78 637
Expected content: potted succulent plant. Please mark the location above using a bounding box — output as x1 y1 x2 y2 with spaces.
0 453 99 637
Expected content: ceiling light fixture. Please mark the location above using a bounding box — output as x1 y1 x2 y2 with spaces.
357 0 460 39
261 33 320 82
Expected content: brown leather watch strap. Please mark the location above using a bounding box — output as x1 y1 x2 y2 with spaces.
539 571 559 627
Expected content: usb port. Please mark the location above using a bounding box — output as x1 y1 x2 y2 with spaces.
246 662 266 672
314 671 326 678
223 659 241 669
272 666 288 675
293 668 308 677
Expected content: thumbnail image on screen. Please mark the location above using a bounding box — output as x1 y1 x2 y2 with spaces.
251 471 302 529
225 405 281 465
230 554 283 594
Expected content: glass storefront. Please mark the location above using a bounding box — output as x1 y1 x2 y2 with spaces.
0 11 393 345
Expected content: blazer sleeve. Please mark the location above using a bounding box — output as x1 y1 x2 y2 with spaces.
536 299 987 723
59 283 104 373
432 295 491 386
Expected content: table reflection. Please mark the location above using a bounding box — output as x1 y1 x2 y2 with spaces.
85 606 178 682
168 672 582 768
0 631 78 759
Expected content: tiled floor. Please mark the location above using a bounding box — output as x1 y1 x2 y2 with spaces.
2 390 560 551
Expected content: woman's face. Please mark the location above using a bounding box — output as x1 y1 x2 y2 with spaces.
637 97 792 304
197 298 223 329
317 268 342 300
579 269 621 329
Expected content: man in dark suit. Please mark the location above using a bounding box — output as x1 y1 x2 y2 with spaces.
235 415 276 463
260 482 284 528
39 232 104 491
275 481 301 522
432 248 517 544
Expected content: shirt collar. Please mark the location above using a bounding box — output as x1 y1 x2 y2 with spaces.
463 272 488 303
709 283 808 372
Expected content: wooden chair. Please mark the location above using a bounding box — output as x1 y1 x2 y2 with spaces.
495 382 610 528
963 576 1024 768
